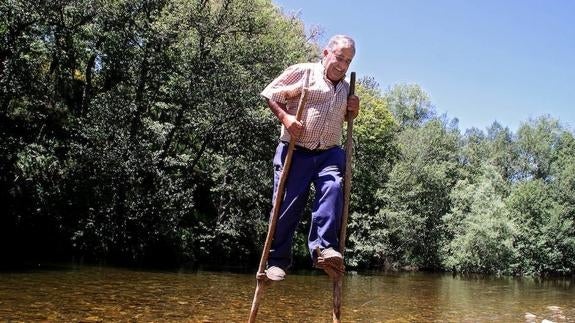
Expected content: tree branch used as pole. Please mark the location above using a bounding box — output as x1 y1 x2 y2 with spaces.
248 70 310 323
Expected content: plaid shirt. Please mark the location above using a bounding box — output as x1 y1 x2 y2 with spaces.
261 62 350 150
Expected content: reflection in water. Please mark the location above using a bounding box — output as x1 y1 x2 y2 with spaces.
0 266 573 322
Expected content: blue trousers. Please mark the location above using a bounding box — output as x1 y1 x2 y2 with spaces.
268 142 345 269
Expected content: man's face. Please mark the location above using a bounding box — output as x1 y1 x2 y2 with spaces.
322 43 354 82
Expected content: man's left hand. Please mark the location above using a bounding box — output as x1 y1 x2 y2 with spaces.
346 95 360 120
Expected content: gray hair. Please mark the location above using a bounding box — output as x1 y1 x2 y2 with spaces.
326 35 356 53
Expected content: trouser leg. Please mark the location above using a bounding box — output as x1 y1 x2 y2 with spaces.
308 147 345 257
268 143 312 269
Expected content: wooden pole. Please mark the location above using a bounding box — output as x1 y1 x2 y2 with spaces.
248 70 310 323
332 71 356 323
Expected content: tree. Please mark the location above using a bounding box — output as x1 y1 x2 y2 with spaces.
506 179 575 275
385 84 435 129
1 0 316 266
505 118 575 275
346 78 397 268
441 164 515 274
485 122 517 182
375 117 460 270
514 116 562 181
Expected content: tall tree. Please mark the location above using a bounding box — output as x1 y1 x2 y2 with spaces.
514 116 562 181
385 83 435 130
441 164 515 274
1 0 316 266
507 117 575 274
345 78 397 268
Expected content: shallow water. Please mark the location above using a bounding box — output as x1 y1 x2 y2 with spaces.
0 266 573 322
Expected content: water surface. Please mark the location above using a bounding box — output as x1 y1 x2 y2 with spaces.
0 266 573 322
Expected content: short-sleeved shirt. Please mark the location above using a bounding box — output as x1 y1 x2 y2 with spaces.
261 62 350 150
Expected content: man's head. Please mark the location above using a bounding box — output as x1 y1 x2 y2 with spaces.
322 35 355 83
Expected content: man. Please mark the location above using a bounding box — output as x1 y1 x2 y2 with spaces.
260 35 360 281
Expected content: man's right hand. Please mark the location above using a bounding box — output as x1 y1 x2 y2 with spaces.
266 98 304 138
282 114 303 138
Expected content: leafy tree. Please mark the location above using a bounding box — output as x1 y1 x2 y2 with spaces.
1 0 316 266
441 164 515 274
3 0 575 275
459 127 489 179
348 84 459 270
514 116 562 181
384 83 435 130
350 77 397 216
506 179 574 275
505 117 575 274
551 131 575 214
485 122 517 182
381 119 460 270
346 78 397 268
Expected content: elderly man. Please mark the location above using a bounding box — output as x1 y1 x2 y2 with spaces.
260 35 360 281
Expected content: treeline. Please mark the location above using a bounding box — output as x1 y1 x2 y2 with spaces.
1 0 573 275
349 84 575 276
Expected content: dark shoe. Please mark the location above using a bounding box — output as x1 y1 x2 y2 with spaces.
315 248 345 280
321 247 344 270
265 266 286 281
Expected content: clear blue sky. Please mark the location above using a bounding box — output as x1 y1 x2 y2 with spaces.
273 0 575 133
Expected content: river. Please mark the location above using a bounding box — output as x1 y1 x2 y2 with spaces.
0 265 573 322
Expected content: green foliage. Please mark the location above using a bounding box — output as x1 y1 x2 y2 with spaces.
346 79 396 268
551 131 575 212
485 122 517 181
349 85 460 271
380 119 460 270
350 79 397 215
515 116 562 181
441 164 516 274
384 84 435 129
1 0 313 266
2 0 575 275
502 117 575 275
506 180 575 275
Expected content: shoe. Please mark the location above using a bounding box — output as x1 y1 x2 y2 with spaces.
321 248 344 268
265 266 286 281
321 247 343 259
315 248 345 280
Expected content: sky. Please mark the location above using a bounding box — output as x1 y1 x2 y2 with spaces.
272 0 575 133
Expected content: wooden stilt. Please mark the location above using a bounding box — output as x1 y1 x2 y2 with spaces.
248 71 310 323
332 71 356 323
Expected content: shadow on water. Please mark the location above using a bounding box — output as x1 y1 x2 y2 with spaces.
0 265 573 322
